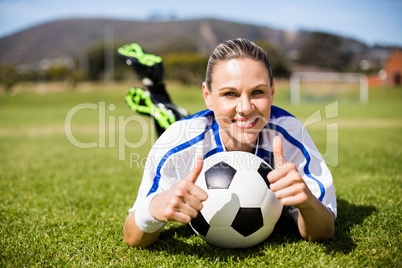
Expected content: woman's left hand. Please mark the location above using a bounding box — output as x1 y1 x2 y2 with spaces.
267 136 313 209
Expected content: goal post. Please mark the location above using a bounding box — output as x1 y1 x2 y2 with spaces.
290 72 369 105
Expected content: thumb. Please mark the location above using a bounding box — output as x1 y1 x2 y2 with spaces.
186 157 204 184
273 135 286 169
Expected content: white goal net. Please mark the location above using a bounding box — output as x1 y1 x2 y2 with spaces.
290 72 368 105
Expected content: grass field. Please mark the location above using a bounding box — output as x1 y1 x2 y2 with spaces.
0 81 401 267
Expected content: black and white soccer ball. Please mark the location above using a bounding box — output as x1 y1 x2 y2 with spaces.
190 151 283 248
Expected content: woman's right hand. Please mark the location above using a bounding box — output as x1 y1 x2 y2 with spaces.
149 157 208 224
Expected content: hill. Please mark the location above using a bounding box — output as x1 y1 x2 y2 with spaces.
0 18 306 65
1 17 397 76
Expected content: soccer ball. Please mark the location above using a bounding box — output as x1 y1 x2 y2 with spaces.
190 151 283 248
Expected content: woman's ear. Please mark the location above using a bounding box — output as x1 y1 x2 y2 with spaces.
202 82 213 111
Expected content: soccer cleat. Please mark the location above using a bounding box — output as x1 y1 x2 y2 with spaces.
125 87 177 130
119 43 190 135
117 43 164 85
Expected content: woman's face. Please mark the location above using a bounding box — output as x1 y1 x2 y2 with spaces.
203 58 275 152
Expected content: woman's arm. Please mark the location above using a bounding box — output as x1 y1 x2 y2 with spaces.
268 136 334 241
296 194 335 241
124 157 207 247
123 212 161 248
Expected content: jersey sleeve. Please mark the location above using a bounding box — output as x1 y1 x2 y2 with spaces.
129 116 209 213
270 114 337 220
129 124 182 214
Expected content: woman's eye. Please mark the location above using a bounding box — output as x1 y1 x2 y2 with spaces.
223 92 236 97
252 90 264 95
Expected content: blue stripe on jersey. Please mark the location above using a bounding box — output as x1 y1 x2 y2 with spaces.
267 123 325 202
182 109 213 120
204 121 225 159
211 120 223 150
146 125 212 197
270 105 295 119
256 148 272 165
257 131 275 167
204 148 219 159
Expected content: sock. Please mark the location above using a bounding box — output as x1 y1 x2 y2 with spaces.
147 84 172 104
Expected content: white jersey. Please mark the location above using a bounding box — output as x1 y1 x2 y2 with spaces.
130 106 337 223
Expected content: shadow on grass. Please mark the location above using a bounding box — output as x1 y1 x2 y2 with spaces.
322 198 376 254
147 198 376 260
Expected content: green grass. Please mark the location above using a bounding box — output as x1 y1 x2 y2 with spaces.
1 82 401 267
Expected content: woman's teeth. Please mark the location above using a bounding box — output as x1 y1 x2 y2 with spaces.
234 118 257 126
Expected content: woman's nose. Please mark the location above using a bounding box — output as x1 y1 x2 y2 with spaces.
236 95 254 114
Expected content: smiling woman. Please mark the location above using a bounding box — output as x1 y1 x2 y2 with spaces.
0 74 400 265
201 38 275 152
202 58 274 152
121 38 336 248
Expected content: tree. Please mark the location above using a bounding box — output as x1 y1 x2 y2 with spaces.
154 37 198 55
297 32 353 71
86 42 105 81
85 41 127 81
0 64 18 93
253 40 291 78
46 64 71 81
163 53 208 84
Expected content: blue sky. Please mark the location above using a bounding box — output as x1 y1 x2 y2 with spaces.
0 0 401 46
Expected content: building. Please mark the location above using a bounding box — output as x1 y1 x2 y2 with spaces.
384 48 402 86
368 48 402 87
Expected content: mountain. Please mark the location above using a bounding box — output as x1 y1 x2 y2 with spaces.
1 17 396 74
0 18 305 65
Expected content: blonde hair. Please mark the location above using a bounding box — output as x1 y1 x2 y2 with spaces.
205 38 274 90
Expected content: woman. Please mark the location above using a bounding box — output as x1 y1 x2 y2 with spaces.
121 38 336 248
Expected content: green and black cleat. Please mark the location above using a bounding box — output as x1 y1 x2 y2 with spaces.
117 43 164 85
125 87 177 131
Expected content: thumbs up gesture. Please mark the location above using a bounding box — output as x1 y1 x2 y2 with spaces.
268 136 312 208
149 157 208 224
